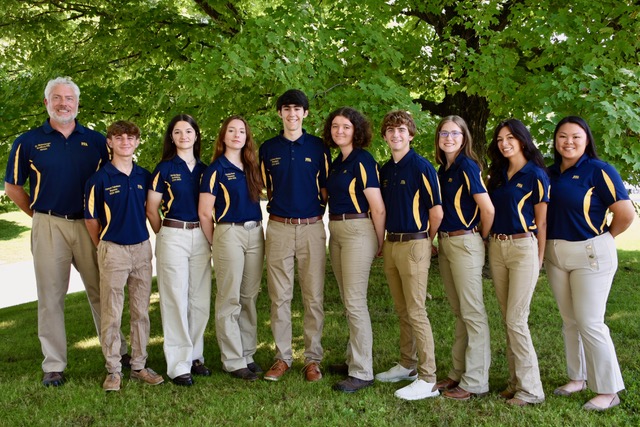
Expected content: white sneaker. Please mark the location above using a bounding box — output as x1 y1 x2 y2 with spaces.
375 363 418 383
394 379 440 400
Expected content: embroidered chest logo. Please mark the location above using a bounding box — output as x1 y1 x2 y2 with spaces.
170 173 182 182
448 178 453 183
516 183 523 188
572 175 580 180
81 142 88 147
106 185 121 195
35 142 51 151
305 157 312 163
400 180 406 185
137 184 144 190
270 157 281 166
225 172 237 180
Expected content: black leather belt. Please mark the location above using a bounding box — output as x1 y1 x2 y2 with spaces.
329 212 371 221
386 232 429 242
34 209 84 220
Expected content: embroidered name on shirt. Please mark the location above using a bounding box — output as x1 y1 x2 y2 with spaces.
35 142 51 151
225 172 237 180
170 173 182 182
270 157 281 166
106 185 121 195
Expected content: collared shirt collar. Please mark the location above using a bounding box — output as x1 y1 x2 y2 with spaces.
43 118 85 135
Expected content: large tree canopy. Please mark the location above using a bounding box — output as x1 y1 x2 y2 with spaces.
1 0 639 181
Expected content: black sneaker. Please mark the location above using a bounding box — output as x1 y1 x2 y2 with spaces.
172 373 194 386
42 371 65 387
247 362 263 374
191 360 211 376
333 376 374 393
228 368 258 381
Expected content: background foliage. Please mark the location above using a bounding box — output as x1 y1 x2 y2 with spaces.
1 0 639 180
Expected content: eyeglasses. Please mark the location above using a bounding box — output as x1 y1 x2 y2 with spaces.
438 131 463 138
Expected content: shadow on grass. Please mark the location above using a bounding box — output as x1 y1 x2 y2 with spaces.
0 219 30 240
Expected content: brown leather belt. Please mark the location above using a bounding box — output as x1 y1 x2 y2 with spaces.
386 232 429 242
439 227 478 238
269 214 323 225
329 212 371 221
491 232 532 241
162 218 200 229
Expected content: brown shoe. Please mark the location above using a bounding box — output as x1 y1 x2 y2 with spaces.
434 378 459 392
506 397 529 407
130 368 164 385
443 386 488 401
499 389 516 400
103 372 123 392
264 360 290 381
303 361 322 382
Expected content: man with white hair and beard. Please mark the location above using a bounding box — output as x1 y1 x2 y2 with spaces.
4 76 128 387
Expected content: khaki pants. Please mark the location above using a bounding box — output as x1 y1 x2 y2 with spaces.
545 233 624 394
439 233 491 394
156 226 211 379
265 220 326 365
31 213 127 373
98 240 153 373
489 235 544 403
213 223 264 372
329 219 377 381
383 238 437 382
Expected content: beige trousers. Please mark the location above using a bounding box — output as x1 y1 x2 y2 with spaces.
329 219 377 381
489 235 544 403
265 220 326 365
383 238 437 382
545 232 624 394
98 240 153 373
439 233 491 394
31 213 126 373
156 226 211 379
213 223 264 372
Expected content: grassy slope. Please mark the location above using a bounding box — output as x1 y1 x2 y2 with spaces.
1 251 639 426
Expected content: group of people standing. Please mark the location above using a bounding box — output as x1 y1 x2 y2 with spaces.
4 78 634 413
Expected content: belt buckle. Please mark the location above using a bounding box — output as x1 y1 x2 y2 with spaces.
243 221 257 230
496 233 508 241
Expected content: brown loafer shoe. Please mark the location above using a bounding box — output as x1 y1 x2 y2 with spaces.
303 361 322 382
434 378 459 392
264 360 290 381
499 389 516 400
443 386 488 401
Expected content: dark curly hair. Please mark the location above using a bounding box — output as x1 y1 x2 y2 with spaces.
322 107 372 149
487 118 547 192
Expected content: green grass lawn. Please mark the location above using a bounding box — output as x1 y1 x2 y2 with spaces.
1 251 639 426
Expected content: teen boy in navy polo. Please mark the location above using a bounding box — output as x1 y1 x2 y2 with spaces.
4 77 127 387
84 121 163 392
376 110 443 401
259 89 331 382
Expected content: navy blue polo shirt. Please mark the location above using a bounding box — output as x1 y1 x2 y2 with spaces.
85 162 151 245
547 154 629 241
150 157 206 222
327 148 380 215
489 161 549 235
200 156 262 223
380 148 442 233
259 130 330 218
438 153 487 232
5 119 109 215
